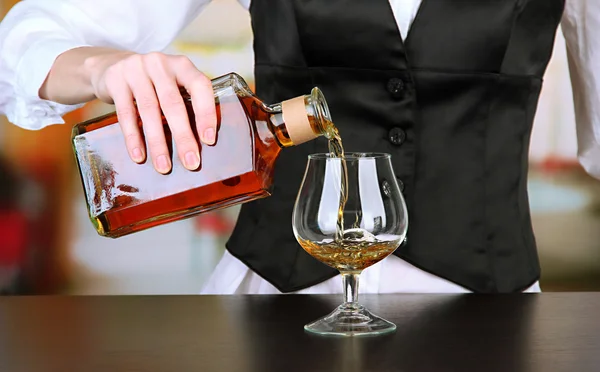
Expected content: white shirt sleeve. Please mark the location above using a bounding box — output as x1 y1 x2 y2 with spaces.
0 0 213 130
561 1 600 180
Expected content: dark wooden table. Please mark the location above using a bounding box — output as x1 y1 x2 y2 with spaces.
1 293 599 372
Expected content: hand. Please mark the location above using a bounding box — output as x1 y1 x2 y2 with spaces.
86 51 217 174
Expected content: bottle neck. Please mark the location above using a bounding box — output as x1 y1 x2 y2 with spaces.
269 88 333 148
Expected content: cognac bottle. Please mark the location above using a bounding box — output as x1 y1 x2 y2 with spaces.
72 73 334 238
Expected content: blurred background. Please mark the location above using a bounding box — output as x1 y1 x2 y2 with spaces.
1 0 599 295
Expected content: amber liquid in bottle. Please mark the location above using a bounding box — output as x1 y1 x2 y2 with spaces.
72 73 333 238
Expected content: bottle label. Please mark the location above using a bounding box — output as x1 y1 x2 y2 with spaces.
282 96 315 145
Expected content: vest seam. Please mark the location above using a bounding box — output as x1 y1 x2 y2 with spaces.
402 26 421 282
255 62 543 80
498 0 522 74
519 80 540 281
483 75 501 293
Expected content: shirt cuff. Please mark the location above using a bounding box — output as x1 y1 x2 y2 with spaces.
9 39 89 130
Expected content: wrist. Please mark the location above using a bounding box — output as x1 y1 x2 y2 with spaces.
38 46 112 103
83 48 134 102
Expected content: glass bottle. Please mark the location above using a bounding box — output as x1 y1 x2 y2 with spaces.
72 73 334 238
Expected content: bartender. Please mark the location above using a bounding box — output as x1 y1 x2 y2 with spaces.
0 0 597 294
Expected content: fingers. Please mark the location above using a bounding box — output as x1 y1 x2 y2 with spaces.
102 52 216 174
146 53 200 171
105 64 145 164
172 56 217 146
124 55 172 174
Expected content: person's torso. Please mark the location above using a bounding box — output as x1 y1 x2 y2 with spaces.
227 0 565 293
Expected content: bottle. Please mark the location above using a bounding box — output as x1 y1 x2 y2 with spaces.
71 73 334 238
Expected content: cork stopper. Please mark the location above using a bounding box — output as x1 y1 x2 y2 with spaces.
282 96 316 145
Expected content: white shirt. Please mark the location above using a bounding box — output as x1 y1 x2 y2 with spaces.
0 0 591 294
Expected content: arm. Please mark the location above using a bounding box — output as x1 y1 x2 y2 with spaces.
1 0 209 127
0 0 214 173
561 0 600 179
39 47 134 105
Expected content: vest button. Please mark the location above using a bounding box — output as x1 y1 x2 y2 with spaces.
388 127 406 146
387 78 405 99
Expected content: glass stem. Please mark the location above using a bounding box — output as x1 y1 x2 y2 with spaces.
342 272 360 306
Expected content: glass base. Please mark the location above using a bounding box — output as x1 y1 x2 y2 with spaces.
304 303 396 337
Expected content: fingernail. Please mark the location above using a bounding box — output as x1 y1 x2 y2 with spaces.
156 155 171 174
185 151 200 170
203 128 215 145
132 147 144 162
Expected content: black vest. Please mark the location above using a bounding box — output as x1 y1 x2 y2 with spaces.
226 0 565 293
